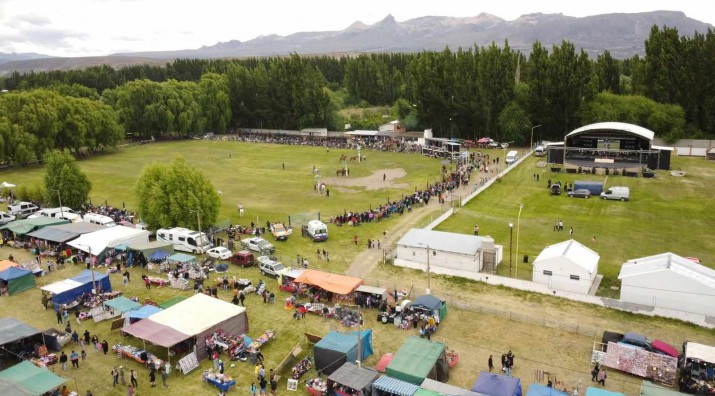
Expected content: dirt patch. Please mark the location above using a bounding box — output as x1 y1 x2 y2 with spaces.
323 168 408 192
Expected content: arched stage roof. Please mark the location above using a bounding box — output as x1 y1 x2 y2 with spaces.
566 122 655 141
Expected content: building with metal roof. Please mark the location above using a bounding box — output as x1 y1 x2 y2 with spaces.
532 239 600 294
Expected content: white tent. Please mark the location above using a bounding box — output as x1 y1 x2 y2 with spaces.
619 252 715 317
40 279 83 295
0 182 16 188
532 239 599 294
68 226 149 256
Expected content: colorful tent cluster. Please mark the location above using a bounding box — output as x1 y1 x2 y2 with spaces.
0 266 36 295
294 269 364 295
0 361 66 396
314 330 374 375
387 336 449 385
41 270 112 310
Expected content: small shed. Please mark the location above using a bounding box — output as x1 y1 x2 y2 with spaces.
313 330 374 375
410 295 447 321
0 266 36 295
328 363 379 396
371 375 420 396
471 372 522 396
707 148 715 160
532 239 599 294
387 336 448 385
618 252 715 317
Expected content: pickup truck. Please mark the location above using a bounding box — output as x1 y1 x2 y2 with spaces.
270 223 292 241
240 237 275 254
257 256 289 278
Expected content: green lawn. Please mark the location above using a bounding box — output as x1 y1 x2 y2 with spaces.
435 155 715 296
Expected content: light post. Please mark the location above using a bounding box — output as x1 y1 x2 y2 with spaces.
189 209 204 253
515 203 524 279
50 188 64 219
530 125 542 150
509 223 513 277
417 243 431 294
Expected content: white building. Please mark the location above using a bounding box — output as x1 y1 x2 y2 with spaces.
394 229 502 277
532 239 599 294
379 120 406 133
618 253 715 317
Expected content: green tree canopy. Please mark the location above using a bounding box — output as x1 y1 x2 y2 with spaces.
135 157 220 231
44 149 92 209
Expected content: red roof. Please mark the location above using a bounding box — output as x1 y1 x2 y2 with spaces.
375 353 394 373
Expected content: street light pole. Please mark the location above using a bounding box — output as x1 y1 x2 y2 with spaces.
531 125 542 150
509 223 513 277
515 204 524 279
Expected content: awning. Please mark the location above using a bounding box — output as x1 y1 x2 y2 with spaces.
375 353 394 373
0 260 18 272
0 361 66 396
26 227 79 243
294 269 364 295
372 375 420 396
0 318 40 345
328 363 379 391
128 305 163 320
0 217 69 235
167 253 196 263
103 296 141 313
149 250 171 261
123 319 190 348
148 293 246 336
40 279 83 295
355 285 387 296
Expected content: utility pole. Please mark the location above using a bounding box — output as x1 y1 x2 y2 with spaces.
531 125 542 150
516 204 524 279
509 223 513 277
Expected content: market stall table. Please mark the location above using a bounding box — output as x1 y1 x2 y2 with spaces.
202 370 235 392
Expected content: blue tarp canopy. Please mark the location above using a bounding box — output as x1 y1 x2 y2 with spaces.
584 388 625 396
372 375 420 396
527 384 570 396
103 297 141 313
149 250 171 261
128 305 162 320
46 270 112 309
167 253 196 263
314 330 373 375
471 372 522 396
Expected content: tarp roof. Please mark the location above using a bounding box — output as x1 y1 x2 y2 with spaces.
566 122 655 141
684 342 715 363
26 227 79 243
103 296 141 313
0 318 40 345
387 336 446 385
148 293 246 336
412 295 443 311
619 252 715 290
0 260 18 272
640 381 689 396
71 269 108 285
0 361 66 396
158 296 186 309
355 285 387 296
167 253 196 263
397 228 490 256
149 250 171 261
49 222 106 235
0 378 33 395
534 239 600 275
526 384 570 396
121 319 189 348
375 353 394 373
0 217 69 235
328 363 379 391
0 267 32 281
67 226 150 255
125 240 173 252
372 375 420 396
421 378 485 396
41 279 82 295
294 269 364 295
584 388 625 396
128 305 162 320
471 372 522 396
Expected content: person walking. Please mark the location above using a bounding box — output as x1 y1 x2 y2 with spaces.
56 309 63 325
127 384 135 396
149 366 156 387
239 290 245 306
70 350 79 368
83 330 90 346
270 370 278 396
101 340 109 355
569 227 574 237
130 369 138 388
591 363 600 382
488 355 494 372
597 369 607 386
251 382 258 396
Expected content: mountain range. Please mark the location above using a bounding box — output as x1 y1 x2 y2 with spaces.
0 11 712 76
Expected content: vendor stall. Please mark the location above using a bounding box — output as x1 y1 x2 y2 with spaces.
68 226 150 261
112 343 166 369
387 336 449 385
471 372 522 396
314 330 373 375
42 270 112 310
279 268 305 292
409 295 447 321
41 328 71 351
355 285 387 309
526 384 569 396
328 362 380 396
202 369 235 392
680 342 715 394
0 266 36 295
294 269 364 298
371 375 420 396
0 360 67 396
598 341 677 386
103 296 141 315
126 305 162 326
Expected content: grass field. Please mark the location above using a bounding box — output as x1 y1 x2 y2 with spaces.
1 142 715 396
435 155 715 295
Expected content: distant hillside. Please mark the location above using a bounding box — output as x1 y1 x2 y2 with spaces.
0 51 52 65
0 11 712 76
0 56 166 76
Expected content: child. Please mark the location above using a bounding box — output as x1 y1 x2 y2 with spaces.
251 382 257 396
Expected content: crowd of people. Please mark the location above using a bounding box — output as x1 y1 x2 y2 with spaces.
79 203 137 224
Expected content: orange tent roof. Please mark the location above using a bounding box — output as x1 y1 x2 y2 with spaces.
294 269 364 295
0 260 19 272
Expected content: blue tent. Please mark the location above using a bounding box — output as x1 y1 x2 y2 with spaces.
0 266 36 295
50 270 112 309
313 330 373 375
471 372 522 396
585 388 625 396
149 250 170 261
128 305 162 321
527 384 570 396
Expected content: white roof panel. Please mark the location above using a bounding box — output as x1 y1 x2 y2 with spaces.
148 293 246 336
355 285 387 295
41 279 83 294
566 122 655 141
685 342 715 363
619 252 715 290
534 239 600 274
397 228 485 256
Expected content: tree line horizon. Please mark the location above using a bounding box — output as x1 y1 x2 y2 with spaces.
1 25 713 166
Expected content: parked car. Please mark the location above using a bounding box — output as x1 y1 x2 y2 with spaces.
257 256 287 277
488 140 500 148
270 223 291 241
550 183 562 196
206 246 233 260
0 211 15 225
241 237 275 254
228 251 255 267
567 189 592 199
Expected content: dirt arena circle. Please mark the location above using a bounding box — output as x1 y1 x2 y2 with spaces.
322 168 408 193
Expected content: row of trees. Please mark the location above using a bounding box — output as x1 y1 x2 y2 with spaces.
1 26 713 146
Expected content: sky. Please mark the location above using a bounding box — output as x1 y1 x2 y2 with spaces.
0 0 712 57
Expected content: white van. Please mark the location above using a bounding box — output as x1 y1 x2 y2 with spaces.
157 227 212 254
29 207 75 219
534 146 545 157
600 186 630 201
8 201 39 219
505 150 519 164
82 213 117 227
306 220 328 242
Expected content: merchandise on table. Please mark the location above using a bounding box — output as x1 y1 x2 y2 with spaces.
202 369 235 392
205 330 248 361
292 356 313 379
111 343 165 369
247 329 275 353
306 378 328 396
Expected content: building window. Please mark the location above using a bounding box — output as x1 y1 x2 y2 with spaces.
432 251 436 256
570 275 580 281
543 270 553 276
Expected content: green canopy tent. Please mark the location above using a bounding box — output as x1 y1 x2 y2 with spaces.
640 381 690 396
386 336 449 385
103 296 141 314
0 218 69 236
0 361 67 395
159 296 187 309
0 267 36 295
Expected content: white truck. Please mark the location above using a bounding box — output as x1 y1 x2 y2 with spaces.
157 227 212 254
306 220 328 242
241 237 275 254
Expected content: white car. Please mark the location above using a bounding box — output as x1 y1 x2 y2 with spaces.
0 211 15 225
206 246 233 260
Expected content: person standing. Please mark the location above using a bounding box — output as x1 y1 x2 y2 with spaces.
597 369 607 386
130 369 138 388
83 330 90 346
101 340 109 355
161 366 168 388
259 376 268 396
591 363 600 382
112 367 119 386
119 366 126 385
56 309 63 325
127 384 135 396
488 355 494 372
70 350 79 368
569 227 574 237
59 351 68 370
269 370 278 396
474 224 479 236
149 366 156 387
251 382 257 396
